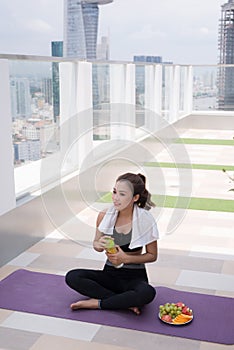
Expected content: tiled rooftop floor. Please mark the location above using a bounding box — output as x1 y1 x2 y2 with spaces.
0 124 234 350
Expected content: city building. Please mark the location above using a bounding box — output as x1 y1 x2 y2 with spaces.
51 41 63 122
63 0 113 59
22 123 40 140
93 36 110 111
42 78 53 105
14 139 41 164
10 78 31 119
97 35 110 60
218 0 234 110
133 55 162 63
51 41 63 58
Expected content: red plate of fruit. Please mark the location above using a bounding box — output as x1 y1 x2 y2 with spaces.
158 302 193 325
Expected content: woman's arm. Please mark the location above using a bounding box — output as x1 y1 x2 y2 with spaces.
93 210 108 252
107 240 158 265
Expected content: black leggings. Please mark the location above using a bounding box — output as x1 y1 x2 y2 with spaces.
65 264 156 310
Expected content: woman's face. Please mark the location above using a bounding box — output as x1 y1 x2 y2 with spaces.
112 180 136 211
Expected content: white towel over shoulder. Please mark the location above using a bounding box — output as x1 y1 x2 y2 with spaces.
98 205 159 249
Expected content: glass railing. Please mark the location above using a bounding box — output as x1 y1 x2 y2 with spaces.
0 54 234 210
192 63 234 111
10 60 60 167
92 62 110 140
193 65 218 111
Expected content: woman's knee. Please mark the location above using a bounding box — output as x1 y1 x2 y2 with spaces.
65 269 81 287
65 270 73 287
140 284 156 305
147 285 156 303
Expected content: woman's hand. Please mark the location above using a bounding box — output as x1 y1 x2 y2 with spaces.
106 246 126 265
93 235 109 252
106 241 158 265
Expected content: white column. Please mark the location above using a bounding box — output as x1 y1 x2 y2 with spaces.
155 64 162 116
59 61 93 173
124 63 135 140
184 65 193 115
76 61 93 170
169 65 180 123
0 60 15 215
164 65 173 119
110 64 125 104
145 64 162 133
59 61 78 174
110 63 135 140
145 65 154 111
125 63 136 105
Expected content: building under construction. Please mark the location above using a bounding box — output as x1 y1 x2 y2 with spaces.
218 0 234 110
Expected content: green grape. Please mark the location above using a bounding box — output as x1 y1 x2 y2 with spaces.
159 302 185 319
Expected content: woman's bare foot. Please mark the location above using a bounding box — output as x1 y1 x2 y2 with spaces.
70 298 99 310
71 299 141 315
129 306 141 315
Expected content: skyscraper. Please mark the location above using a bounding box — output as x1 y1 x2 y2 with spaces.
97 36 110 60
218 0 234 110
10 78 31 120
63 0 113 59
51 41 63 122
52 41 63 58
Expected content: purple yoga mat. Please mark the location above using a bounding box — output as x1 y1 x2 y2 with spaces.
0 269 233 345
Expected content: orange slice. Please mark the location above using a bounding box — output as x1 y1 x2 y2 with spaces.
180 313 193 319
172 314 193 324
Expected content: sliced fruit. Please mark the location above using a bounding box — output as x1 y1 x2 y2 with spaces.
178 314 192 319
179 313 193 319
172 314 193 323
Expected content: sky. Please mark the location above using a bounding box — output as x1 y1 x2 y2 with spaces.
0 0 227 64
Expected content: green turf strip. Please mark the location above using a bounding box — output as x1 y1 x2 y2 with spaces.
99 193 234 213
144 162 234 171
175 138 234 146
152 195 234 213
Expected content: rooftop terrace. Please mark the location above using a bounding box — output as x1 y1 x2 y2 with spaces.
0 55 233 349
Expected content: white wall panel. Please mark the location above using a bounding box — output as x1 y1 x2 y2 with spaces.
0 60 15 215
